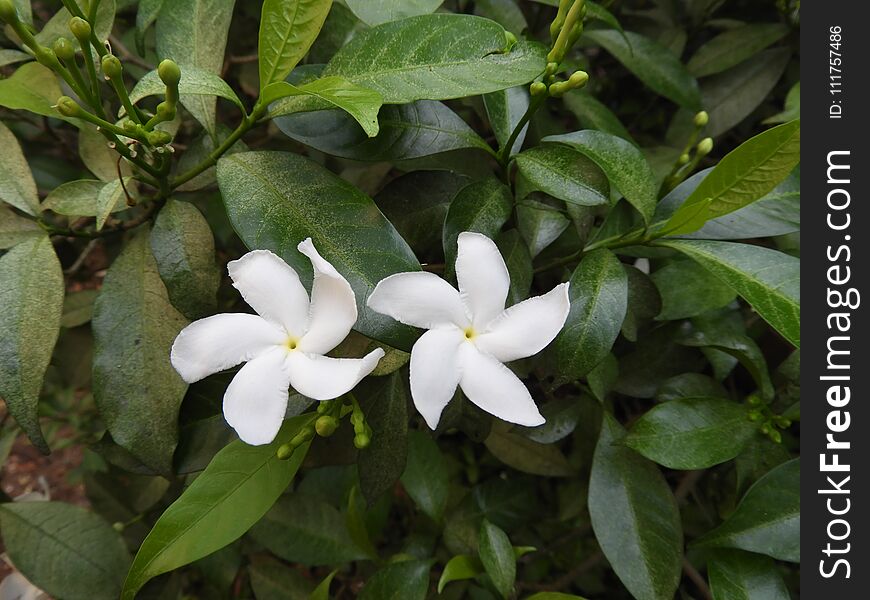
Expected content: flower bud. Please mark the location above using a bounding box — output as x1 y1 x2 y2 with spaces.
155 101 176 121
504 31 517 49
35 46 59 69
568 70 589 88
290 426 314 447
678 153 690 165
768 429 782 444
544 62 558 77
0 0 18 24
693 110 709 127
696 137 713 157
276 443 293 460
315 415 338 437
529 81 547 96
353 432 371 449
68 16 91 42
55 96 82 117
112 521 125 532
52 37 76 62
548 81 567 97
101 54 122 78
158 59 181 86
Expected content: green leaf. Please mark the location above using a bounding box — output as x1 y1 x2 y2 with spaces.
309 569 339 600
0 62 62 118
129 66 244 113
562 92 635 144
514 145 609 207
707 549 790 600
401 430 449 522
346 0 442 26
41 179 125 218
483 85 529 155
258 0 333 89
0 49 30 68
34 0 115 45
625 398 757 469
442 179 513 278
79 125 132 182
484 422 575 477
662 120 800 235
0 206 41 249
688 24 790 77
520 396 584 444
525 594 590 600
694 459 799 562
543 130 658 222
652 258 735 320
121 417 312 599
437 555 484 593
92 228 189 473
248 556 315 599
323 14 546 103
217 150 421 350
0 121 39 216
496 229 532 306
265 77 383 137
358 559 432 600
554 249 628 381
657 240 800 347
95 178 132 231
150 199 220 319
346 486 379 560
0 235 63 453
275 100 490 160
136 0 165 46
621 265 661 341
156 0 236 134
479 519 516 599
764 81 800 125
474 0 528 35
589 413 683 600
0 502 130 600
517 199 570 258
61 289 99 328
357 372 409 504
251 490 369 565
585 29 701 110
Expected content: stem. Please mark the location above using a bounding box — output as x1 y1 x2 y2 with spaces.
109 76 144 124
40 196 164 239
498 93 546 168
63 58 96 106
548 0 586 63
78 42 104 117
74 109 149 145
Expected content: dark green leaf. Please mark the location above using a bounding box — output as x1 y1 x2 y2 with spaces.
258 0 333 88
346 0 442 26
517 198 570 258
474 0 527 34
358 559 432 600
121 417 312 599
0 121 39 216
483 85 529 155
129 67 244 114
0 501 130 600
0 63 63 118
0 235 63 452
479 520 515 599
519 396 583 444
589 413 682 600
562 92 634 144
42 179 123 219
248 555 314 600
495 229 533 306
652 258 735 320
92 228 189 473
61 289 99 328
357 372 409 504
621 265 661 341
437 555 484 593
216 151 421 350
401 430 449 522
484 422 575 477
707 549 791 600
514 145 609 207
688 24 790 77
764 81 800 125
655 373 727 403
309 569 338 600
0 206 41 249
35 0 115 45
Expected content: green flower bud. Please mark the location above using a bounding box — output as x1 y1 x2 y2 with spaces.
290 426 314 448
147 130 173 146
529 81 547 96
568 70 589 88
768 429 782 444
35 46 60 69
158 59 182 86
315 415 338 437
548 81 567 97
55 96 82 117
52 37 76 62
111 521 125 532
544 62 559 76
154 101 176 120
353 432 371 449
504 31 517 49
0 0 18 24
693 110 709 127
678 153 690 165
68 16 92 42
696 137 713 157
276 443 293 460
101 54 122 78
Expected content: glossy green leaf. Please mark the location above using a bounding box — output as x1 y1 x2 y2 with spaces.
346 485 379 560
216 151 421 350
61 289 99 328
662 120 800 235
764 81 800 125
41 179 122 218
401 430 449 522
589 413 683 600
79 125 132 182
621 265 661 341
625 398 757 469
688 24 790 77
585 29 701 110
275 100 490 160
309 569 338 600
554 249 628 381
34 0 115 45
479 519 515 599
652 258 735 320
346 0 442 26
0 121 39 216
514 145 609 207
544 130 658 222
121 417 312 599
358 559 432 600
150 199 220 319
0 49 30 68
0 501 130 600
517 199 570 258
483 85 529 155
323 14 546 103
496 229 533 306
357 372 409 504
0 63 62 119
156 0 236 134
129 66 244 113
0 206 41 249
437 555 484 593
92 228 189 473
475 0 527 34
708 549 791 600
0 235 63 452
563 92 634 144
694 459 799 562
95 178 132 231
258 0 333 88
658 240 800 347
484 422 574 477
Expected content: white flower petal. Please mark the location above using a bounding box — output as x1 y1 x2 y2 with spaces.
170 313 286 383
222 347 292 445
458 344 545 426
286 348 384 400
297 238 358 354
476 283 571 362
455 232 510 327
367 271 469 330
227 250 310 337
409 328 465 429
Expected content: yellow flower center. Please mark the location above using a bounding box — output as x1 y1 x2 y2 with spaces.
464 327 477 340
285 338 299 351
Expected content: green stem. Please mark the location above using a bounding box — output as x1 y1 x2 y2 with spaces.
63 57 96 106
77 42 104 117
498 93 546 169
109 77 144 124
548 0 586 63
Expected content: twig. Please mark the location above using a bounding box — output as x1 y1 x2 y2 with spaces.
109 35 155 70
519 551 603 592
674 470 704 504
63 239 100 275
682 557 713 600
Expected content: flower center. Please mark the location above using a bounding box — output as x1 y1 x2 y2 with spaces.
464 327 477 340
285 337 300 351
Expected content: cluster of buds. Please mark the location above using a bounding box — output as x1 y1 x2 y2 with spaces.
275 396 373 461
747 394 793 444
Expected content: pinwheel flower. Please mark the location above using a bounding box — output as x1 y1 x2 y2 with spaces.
170 239 383 445
368 231 570 429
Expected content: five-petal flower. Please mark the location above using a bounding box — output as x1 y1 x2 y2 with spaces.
170 239 383 445
367 231 570 429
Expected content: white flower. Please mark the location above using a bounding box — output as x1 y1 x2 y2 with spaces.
170 239 383 445
367 231 570 429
